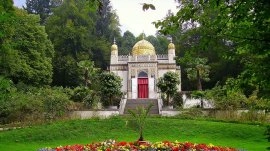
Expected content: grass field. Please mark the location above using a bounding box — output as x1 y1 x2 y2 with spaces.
0 116 268 151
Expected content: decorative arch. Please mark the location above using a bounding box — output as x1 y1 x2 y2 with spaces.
138 71 148 77
137 71 148 98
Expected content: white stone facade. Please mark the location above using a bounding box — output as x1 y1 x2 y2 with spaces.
110 39 181 99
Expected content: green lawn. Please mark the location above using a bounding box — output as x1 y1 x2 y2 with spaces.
0 116 268 151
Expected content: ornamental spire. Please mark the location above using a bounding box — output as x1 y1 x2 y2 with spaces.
169 36 173 43
113 37 116 44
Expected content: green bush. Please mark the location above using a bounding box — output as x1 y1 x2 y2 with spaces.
71 86 99 108
0 82 74 124
266 125 270 142
0 76 19 124
205 85 247 110
99 72 122 107
177 108 205 119
37 87 71 120
172 92 183 108
7 92 43 123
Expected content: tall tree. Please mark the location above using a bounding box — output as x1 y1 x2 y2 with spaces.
155 0 267 94
24 0 62 24
95 0 120 41
157 71 180 106
99 72 122 106
0 8 54 85
156 35 169 54
46 0 98 86
0 0 15 74
77 60 99 87
185 57 210 91
119 30 136 55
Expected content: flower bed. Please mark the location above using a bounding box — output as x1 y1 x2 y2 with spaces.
39 139 238 151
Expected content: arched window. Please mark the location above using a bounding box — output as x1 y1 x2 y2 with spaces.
138 71 148 77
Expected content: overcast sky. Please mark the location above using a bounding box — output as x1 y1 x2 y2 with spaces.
13 0 179 36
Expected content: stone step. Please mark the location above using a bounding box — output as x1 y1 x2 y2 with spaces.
124 99 159 114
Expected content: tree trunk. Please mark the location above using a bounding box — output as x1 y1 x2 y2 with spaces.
110 96 112 106
200 97 204 108
139 128 144 141
84 69 89 87
166 94 170 106
196 69 202 91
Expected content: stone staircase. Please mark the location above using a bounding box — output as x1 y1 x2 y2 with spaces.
123 99 159 114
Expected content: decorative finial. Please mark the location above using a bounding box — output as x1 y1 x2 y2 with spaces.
113 37 116 44
142 31 145 39
169 36 173 43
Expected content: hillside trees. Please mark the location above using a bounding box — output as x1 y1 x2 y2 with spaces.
119 31 136 55
45 0 121 87
146 35 168 54
45 0 99 87
151 0 270 111
95 0 121 41
24 0 62 24
0 7 54 86
93 0 121 68
155 0 270 99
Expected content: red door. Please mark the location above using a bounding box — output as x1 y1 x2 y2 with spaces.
138 78 148 98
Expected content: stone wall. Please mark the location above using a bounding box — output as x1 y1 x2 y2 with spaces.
70 111 119 119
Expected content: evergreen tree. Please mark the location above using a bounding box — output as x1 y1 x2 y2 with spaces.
46 0 98 86
119 31 136 55
24 0 62 24
157 71 180 106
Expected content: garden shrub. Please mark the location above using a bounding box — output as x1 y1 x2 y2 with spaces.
99 72 122 107
177 108 205 119
0 76 20 124
37 87 71 120
71 86 99 109
172 92 183 108
266 125 270 142
71 86 89 102
9 91 43 123
239 110 267 123
204 85 247 110
0 78 76 124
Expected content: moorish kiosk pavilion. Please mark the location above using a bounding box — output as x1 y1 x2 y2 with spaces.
109 38 181 101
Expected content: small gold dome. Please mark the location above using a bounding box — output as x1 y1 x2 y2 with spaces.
132 39 155 56
111 44 118 51
168 42 175 49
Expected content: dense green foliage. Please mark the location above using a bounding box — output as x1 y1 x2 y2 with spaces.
99 72 122 106
118 31 136 55
184 57 210 90
0 80 72 124
1 8 54 86
155 0 270 99
2 0 268 135
204 79 270 112
24 0 62 24
45 0 97 86
0 117 268 151
157 72 180 106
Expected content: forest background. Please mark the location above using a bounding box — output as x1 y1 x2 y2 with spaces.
0 0 269 124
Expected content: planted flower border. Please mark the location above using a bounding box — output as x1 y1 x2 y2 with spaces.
39 139 238 151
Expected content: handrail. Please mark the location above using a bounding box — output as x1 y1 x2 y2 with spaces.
119 98 127 114
157 98 163 114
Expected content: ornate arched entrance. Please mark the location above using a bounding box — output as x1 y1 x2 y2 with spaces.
138 71 148 98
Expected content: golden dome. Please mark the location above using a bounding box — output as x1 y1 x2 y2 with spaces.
132 39 155 56
168 42 175 49
111 44 118 51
